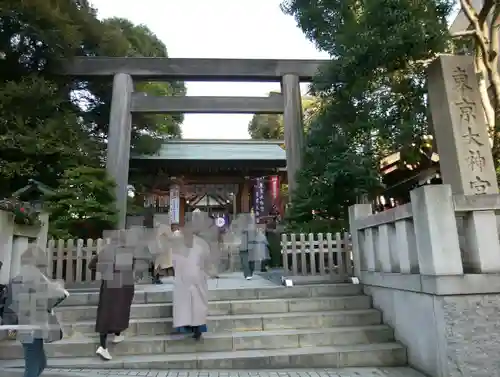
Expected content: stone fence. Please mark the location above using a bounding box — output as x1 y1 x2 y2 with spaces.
350 184 500 285
349 184 500 377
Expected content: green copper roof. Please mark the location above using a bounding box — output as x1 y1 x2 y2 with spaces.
132 139 286 161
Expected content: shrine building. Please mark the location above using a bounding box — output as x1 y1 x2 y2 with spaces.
127 139 287 227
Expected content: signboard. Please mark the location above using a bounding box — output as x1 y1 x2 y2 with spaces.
169 185 180 224
253 177 265 220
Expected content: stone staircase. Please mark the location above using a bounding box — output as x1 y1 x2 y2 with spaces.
0 282 407 369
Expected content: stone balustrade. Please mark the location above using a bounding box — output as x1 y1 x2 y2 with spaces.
350 183 500 298
350 184 500 287
349 184 500 377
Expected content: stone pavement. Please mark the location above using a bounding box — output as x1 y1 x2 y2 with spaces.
37 368 427 377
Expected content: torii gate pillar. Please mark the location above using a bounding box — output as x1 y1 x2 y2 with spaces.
107 73 133 229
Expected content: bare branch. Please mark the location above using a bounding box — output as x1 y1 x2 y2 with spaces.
475 49 494 130
488 2 500 113
479 0 495 25
460 0 492 71
451 30 477 38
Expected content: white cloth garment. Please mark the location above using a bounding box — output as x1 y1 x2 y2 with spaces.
172 235 210 328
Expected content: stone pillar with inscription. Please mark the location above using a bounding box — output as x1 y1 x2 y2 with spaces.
427 54 500 272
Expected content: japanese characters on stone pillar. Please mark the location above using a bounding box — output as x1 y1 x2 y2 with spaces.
427 55 498 195
427 55 500 272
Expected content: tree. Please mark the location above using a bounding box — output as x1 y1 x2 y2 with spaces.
248 114 284 139
0 1 185 233
84 18 185 155
248 95 319 139
285 106 383 233
451 1 500 161
0 76 101 198
282 0 500 160
279 0 454 230
44 166 118 239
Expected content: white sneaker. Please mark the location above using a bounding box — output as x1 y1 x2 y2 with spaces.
96 346 112 360
112 334 125 344
246 276 252 280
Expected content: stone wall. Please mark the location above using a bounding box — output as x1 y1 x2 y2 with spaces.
436 294 500 377
365 284 500 377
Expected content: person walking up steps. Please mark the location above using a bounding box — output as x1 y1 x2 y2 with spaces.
172 212 212 341
88 230 137 361
239 217 257 280
5 246 67 377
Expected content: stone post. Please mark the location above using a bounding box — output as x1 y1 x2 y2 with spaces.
35 213 49 256
106 73 133 230
10 236 28 279
281 74 305 198
348 204 372 278
0 211 14 284
410 185 463 275
427 55 500 272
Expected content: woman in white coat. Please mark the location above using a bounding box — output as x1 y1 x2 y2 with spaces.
171 213 211 341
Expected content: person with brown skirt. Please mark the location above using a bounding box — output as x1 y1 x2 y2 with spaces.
88 233 136 361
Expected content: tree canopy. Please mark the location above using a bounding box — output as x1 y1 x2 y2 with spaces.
248 94 318 139
0 0 185 237
44 166 118 240
280 0 455 231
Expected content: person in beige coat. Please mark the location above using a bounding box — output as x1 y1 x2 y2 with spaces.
153 223 179 283
172 213 211 341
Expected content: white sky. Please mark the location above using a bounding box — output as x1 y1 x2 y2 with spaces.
91 0 329 139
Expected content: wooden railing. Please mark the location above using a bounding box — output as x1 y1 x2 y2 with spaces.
280 232 352 277
46 238 110 284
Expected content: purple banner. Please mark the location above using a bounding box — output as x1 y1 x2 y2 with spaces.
253 177 265 221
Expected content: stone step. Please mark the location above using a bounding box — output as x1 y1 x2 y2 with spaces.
0 325 395 359
61 284 363 307
58 309 383 337
0 343 407 369
56 296 372 322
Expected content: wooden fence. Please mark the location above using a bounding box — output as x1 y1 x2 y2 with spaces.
47 232 353 284
46 238 109 284
281 232 352 277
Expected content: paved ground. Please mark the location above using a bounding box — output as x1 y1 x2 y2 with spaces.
11 367 427 377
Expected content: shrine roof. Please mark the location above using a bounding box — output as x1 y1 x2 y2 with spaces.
131 139 287 161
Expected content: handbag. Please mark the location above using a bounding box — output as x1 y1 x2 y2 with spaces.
45 311 63 343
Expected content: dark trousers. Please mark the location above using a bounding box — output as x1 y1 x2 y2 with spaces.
99 332 120 348
22 338 46 377
240 252 255 278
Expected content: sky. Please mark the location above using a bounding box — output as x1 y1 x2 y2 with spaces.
90 0 329 139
